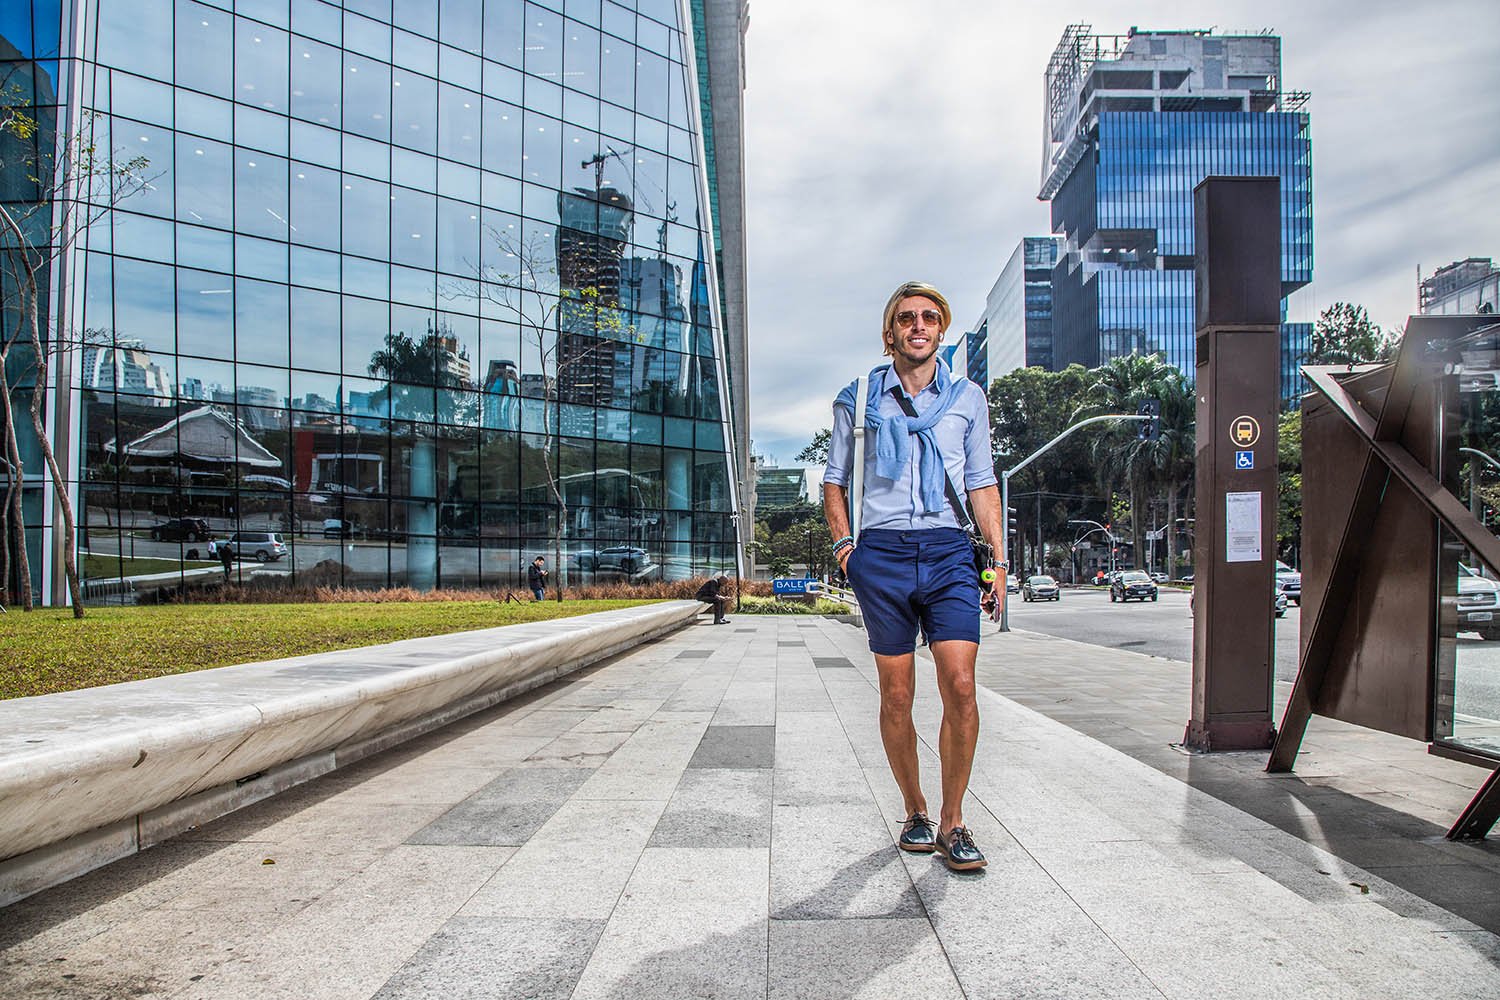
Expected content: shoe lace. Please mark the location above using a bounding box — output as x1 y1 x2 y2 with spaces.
949 826 976 851
907 811 931 831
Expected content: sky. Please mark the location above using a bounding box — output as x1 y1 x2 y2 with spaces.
740 0 1500 466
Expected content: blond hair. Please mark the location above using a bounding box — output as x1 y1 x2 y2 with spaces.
881 281 952 356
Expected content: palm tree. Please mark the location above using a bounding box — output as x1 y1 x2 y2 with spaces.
1078 353 1186 571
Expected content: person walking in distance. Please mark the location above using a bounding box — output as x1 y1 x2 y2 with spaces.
217 536 234 583
822 281 1004 871
527 556 548 601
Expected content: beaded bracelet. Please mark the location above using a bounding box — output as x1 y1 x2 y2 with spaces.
832 536 855 556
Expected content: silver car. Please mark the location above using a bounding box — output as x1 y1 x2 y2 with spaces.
227 531 287 562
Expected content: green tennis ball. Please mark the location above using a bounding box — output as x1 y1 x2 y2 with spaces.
980 568 997 583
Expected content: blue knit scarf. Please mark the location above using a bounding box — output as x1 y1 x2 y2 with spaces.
836 364 966 515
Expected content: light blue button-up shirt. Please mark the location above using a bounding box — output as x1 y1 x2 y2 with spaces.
824 361 996 531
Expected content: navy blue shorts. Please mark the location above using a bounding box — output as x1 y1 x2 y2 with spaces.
846 528 980 654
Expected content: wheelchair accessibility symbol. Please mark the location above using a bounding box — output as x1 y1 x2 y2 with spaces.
1234 450 1254 470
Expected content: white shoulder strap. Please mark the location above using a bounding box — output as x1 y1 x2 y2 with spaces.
850 376 868 539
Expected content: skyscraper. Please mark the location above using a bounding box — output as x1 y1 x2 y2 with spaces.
1040 26 1313 402
968 236 1063 382
0 0 749 603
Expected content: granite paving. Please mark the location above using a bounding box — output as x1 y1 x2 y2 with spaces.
2 615 1499 998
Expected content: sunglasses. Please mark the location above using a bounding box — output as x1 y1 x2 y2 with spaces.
895 309 944 329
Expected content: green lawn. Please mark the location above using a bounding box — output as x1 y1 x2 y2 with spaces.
0 599 655 700
83 554 219 578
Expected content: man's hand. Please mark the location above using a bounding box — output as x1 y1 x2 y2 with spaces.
838 546 853 575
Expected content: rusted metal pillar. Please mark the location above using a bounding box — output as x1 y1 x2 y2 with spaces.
1184 177 1281 751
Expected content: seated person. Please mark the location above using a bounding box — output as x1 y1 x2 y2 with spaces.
695 574 732 624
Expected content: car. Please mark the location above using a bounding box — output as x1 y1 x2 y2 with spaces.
1021 574 1060 601
226 531 288 562
1150 571 1170 584
1275 560 1301 606
1111 570 1159 603
1193 584 1286 617
149 517 210 542
1458 563 1500 639
577 546 650 573
1005 574 1020 594
322 518 363 539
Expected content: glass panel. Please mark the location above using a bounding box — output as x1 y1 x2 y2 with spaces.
235 278 290 367
342 51 391 142
291 35 342 127
341 173 390 260
176 268 234 359
391 67 437 154
234 150 289 240
290 285 342 373
235 19 289 112
289 161 340 250
437 83 480 165
175 134 232 228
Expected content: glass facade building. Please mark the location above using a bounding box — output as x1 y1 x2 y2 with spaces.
1041 27 1313 405
969 236 1061 383
1 0 746 603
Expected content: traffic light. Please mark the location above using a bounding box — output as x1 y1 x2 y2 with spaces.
1007 507 1018 536
1138 399 1161 441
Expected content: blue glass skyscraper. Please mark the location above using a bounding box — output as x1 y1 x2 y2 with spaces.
1040 26 1313 403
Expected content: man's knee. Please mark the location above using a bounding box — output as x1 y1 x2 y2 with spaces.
880 681 916 717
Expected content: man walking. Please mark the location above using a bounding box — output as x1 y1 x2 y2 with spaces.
822 281 1003 871
527 556 548 601
217 536 234 583
695 574 732 624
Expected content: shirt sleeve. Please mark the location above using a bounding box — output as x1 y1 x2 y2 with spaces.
823 381 858 488
962 384 998 491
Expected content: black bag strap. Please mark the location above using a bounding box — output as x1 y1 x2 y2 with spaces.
887 386 975 532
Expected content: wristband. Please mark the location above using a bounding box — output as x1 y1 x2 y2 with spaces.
832 538 855 556
831 534 853 548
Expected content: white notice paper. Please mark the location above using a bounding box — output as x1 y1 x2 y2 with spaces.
1225 491 1262 563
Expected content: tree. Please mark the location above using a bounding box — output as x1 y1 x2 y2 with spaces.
469 228 636 591
1 93 149 614
1277 409 1302 564
987 365 1096 577
1078 353 1187 573
796 428 831 465
1306 302 1396 367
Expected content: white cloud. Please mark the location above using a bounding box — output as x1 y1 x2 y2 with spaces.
743 0 1500 461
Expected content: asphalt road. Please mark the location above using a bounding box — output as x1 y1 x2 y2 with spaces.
1003 585 1500 742
1003 585 1303 681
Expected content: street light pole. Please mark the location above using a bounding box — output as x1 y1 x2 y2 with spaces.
999 413 1150 631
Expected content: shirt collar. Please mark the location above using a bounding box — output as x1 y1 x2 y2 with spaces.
881 358 953 399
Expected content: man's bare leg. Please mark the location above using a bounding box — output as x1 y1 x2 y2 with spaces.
873 652 927 817
929 639 980 832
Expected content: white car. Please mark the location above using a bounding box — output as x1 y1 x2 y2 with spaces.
1458 564 1500 639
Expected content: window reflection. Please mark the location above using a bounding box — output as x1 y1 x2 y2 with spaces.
66 0 736 592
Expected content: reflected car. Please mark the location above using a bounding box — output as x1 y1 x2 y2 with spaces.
597 546 649 573
1275 560 1301 606
149 518 210 542
1022 575 1060 602
1458 563 1500 639
1111 570 1158 603
226 531 287 562
322 518 363 539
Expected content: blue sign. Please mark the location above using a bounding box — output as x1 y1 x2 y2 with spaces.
1234 450 1254 470
773 578 812 595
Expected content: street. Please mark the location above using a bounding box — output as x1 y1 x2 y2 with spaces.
1002 585 1500 746
1003 584 1302 680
